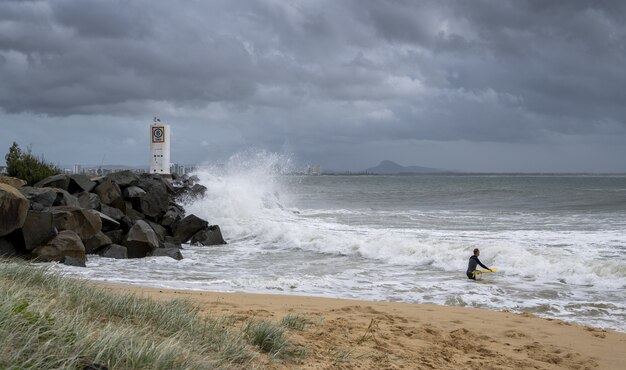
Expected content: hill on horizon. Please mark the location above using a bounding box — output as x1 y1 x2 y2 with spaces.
364 160 444 174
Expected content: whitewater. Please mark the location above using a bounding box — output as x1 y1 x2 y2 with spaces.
57 154 626 332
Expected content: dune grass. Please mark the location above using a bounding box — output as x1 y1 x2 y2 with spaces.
0 260 302 369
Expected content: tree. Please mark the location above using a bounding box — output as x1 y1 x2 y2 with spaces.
4 142 60 185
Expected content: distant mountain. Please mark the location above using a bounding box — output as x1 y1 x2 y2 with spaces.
364 160 443 174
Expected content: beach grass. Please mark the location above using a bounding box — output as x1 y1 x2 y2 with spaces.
0 260 298 369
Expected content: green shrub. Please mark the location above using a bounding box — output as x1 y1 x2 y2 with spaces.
4 142 60 185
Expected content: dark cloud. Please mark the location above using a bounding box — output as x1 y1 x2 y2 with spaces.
0 0 625 171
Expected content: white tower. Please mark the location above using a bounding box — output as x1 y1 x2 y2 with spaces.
149 118 170 174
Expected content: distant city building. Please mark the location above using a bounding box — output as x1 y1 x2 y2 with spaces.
73 164 81 174
170 163 189 176
0 166 7 175
150 116 171 174
306 164 321 175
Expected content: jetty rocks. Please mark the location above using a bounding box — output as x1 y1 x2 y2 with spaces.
0 172 225 266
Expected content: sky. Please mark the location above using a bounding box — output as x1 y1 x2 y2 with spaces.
1 0 625 173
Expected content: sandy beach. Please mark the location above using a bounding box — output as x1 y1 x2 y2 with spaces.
97 283 626 369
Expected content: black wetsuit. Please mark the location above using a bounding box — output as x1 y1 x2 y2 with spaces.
467 255 489 280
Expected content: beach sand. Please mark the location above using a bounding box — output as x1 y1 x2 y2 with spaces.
98 284 625 369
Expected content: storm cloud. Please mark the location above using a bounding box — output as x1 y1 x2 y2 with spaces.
1 0 625 172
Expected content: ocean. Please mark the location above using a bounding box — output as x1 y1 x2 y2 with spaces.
57 155 626 332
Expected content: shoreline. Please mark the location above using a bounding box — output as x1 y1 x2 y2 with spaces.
95 282 626 369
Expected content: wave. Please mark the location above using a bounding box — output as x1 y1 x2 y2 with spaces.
184 152 626 290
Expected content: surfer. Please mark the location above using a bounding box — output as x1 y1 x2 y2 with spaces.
467 248 492 280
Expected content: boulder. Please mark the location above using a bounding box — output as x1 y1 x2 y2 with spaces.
63 256 86 267
0 237 18 257
122 186 146 199
68 174 96 194
190 225 227 246
147 220 167 241
19 186 57 209
136 175 170 218
0 183 29 237
160 206 184 229
190 183 207 197
104 230 124 245
50 206 102 240
150 248 183 260
0 176 26 189
83 231 112 254
106 170 140 188
93 179 126 212
88 210 120 232
174 214 208 243
118 216 134 233
123 220 159 258
21 210 58 251
126 208 146 223
100 204 125 221
52 188 80 207
32 230 86 263
159 240 182 249
34 174 70 191
77 192 102 210
99 244 127 259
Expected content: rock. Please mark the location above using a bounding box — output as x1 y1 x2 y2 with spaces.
34 174 70 190
136 175 172 218
21 210 58 251
77 192 102 210
118 216 134 233
104 230 124 245
190 225 227 246
99 244 127 259
159 240 182 249
174 214 208 243
52 188 80 207
106 170 140 188
93 179 126 212
50 206 102 240
100 204 125 221
32 230 85 263
0 237 18 257
88 210 120 232
68 174 96 194
0 176 26 189
190 183 207 197
122 186 146 199
83 231 112 254
123 220 159 258
0 183 29 237
126 208 146 223
63 256 86 267
150 248 183 260
147 220 167 241
160 206 184 229
19 186 57 209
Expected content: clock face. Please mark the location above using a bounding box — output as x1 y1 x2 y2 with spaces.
152 126 165 143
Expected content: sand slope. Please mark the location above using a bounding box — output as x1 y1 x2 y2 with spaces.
99 284 626 369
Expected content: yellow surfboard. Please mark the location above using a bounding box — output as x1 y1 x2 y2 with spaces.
472 267 497 278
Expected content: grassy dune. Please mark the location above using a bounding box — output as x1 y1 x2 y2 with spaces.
0 261 299 369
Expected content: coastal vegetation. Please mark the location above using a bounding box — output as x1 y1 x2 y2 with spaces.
0 261 303 369
4 142 60 186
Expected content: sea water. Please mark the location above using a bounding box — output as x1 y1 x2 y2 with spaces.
57 154 626 332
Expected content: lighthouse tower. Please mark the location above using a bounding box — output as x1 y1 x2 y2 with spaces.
149 117 170 174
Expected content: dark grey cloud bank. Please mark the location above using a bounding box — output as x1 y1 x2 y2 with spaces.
1 0 625 172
